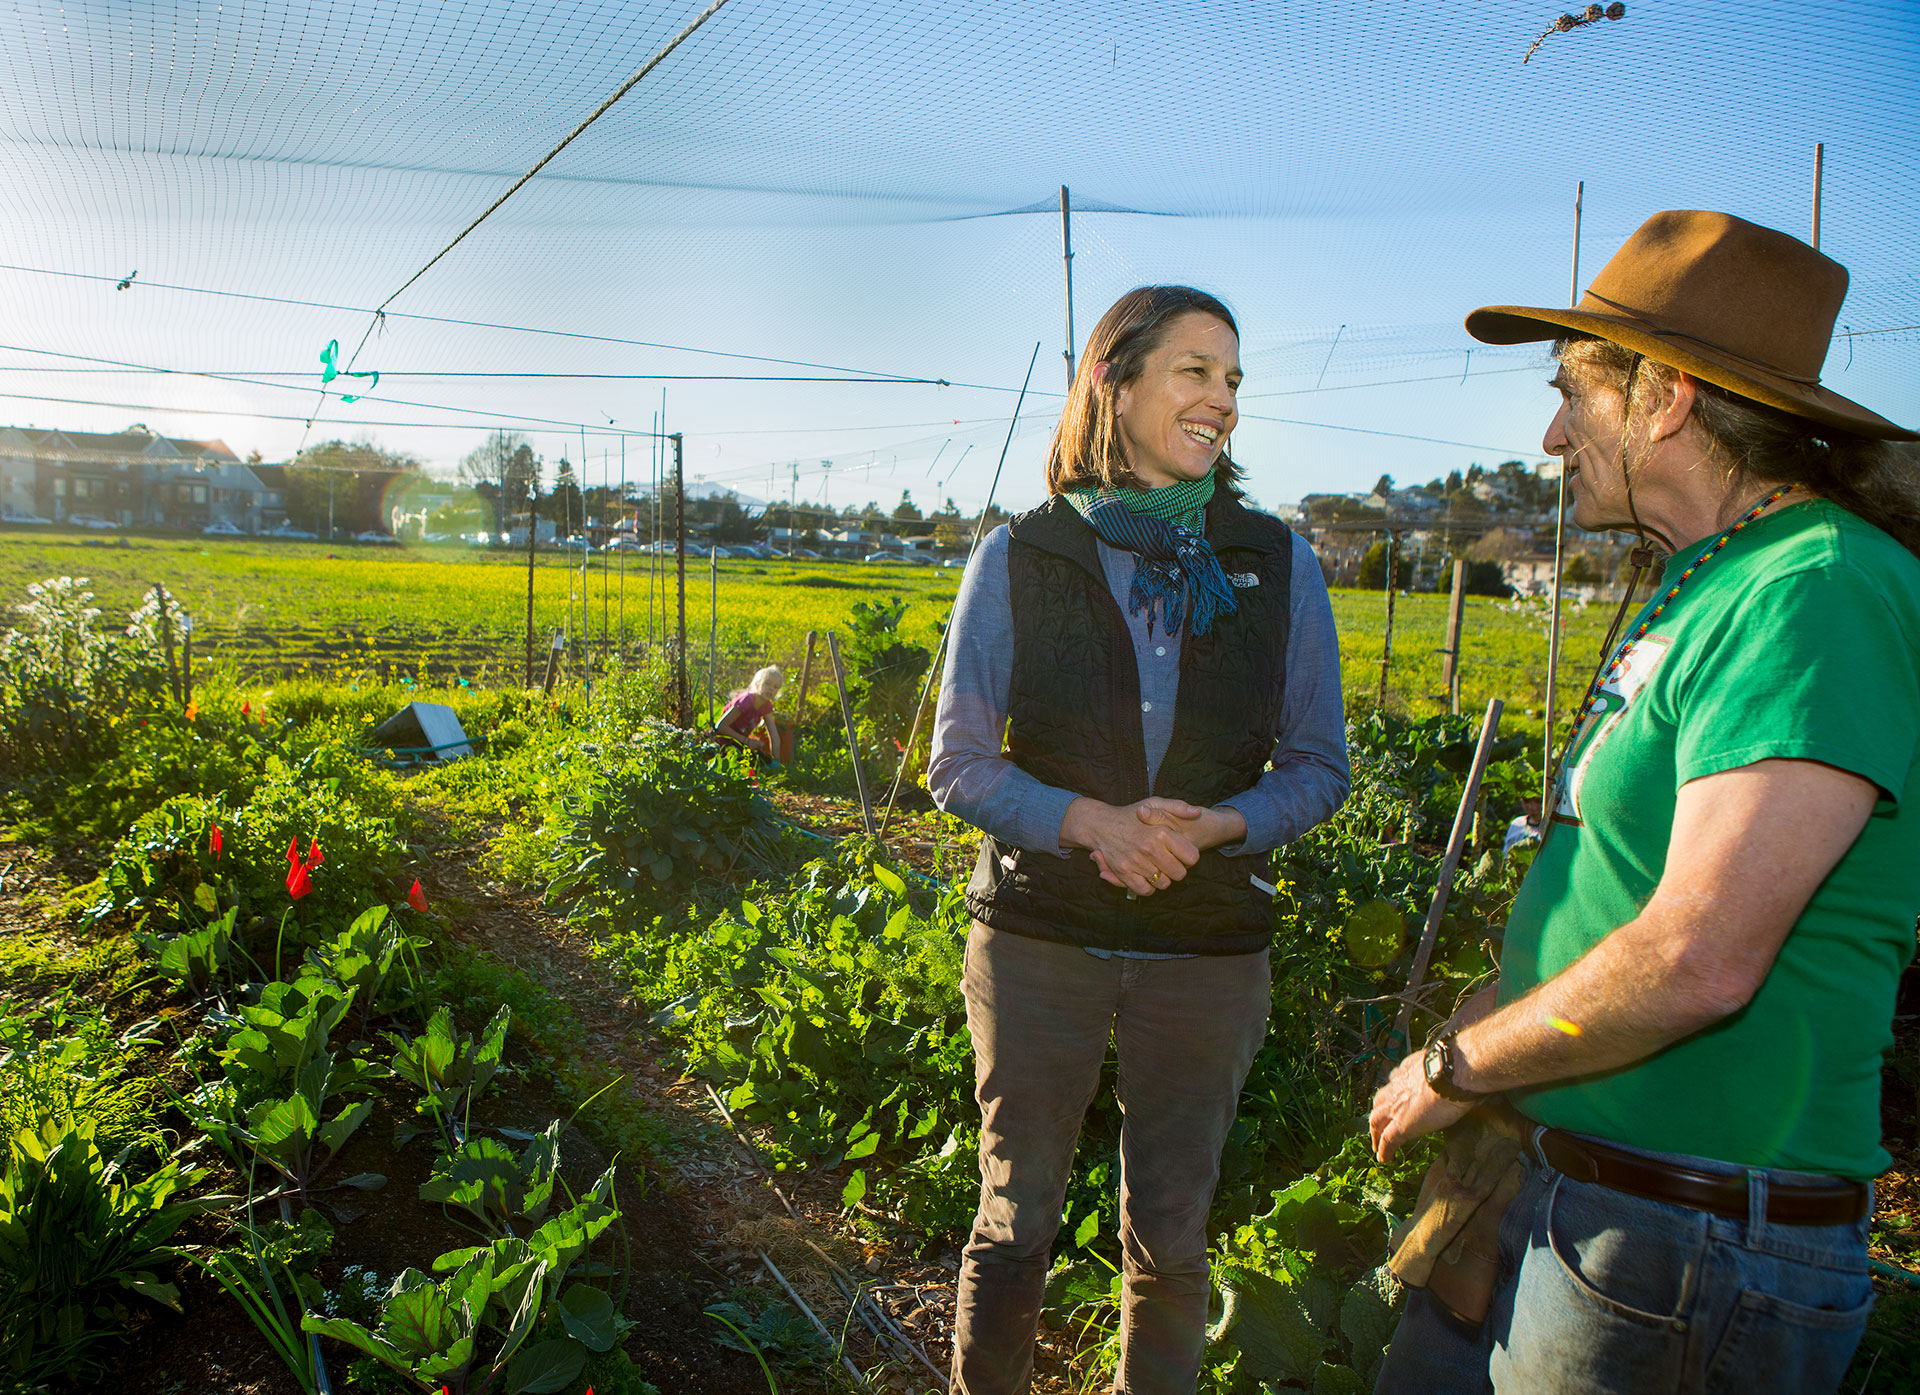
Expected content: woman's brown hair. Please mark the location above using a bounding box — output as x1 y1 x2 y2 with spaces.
1560 336 1920 558
1045 285 1244 494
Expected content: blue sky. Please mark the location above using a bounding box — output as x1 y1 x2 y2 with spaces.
1 0 1914 516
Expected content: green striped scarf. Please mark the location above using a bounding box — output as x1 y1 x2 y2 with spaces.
1062 471 1214 534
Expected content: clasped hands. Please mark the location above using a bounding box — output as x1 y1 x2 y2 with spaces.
1059 796 1247 897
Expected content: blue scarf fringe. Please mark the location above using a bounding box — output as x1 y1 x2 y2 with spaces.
1078 496 1237 638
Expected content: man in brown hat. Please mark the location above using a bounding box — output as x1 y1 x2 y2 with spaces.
1367 210 1920 1394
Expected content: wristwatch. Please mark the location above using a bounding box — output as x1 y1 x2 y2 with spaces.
1423 1031 1483 1103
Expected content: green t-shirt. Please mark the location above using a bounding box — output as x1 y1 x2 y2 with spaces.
1500 499 1920 1179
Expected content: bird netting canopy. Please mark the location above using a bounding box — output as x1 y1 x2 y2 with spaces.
2 0 1915 506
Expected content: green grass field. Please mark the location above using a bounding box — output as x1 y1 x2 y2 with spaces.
1 527 1614 735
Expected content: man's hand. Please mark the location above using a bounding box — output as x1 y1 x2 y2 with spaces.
1133 797 1248 852
1061 797 1200 896
1369 1050 1473 1163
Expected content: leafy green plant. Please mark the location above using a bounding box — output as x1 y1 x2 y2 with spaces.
838 595 933 770
386 1004 512 1154
0 995 162 1156
542 721 789 926
303 1195 624 1395
139 904 248 1005
608 845 979 1232
421 1122 567 1238
1200 1137 1426 1393
308 904 427 1033
0 1117 217 1386
189 976 387 1202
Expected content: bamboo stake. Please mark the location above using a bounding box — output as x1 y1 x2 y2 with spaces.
827 632 877 839
1382 698 1505 1072
878 342 1042 836
761 1253 864 1383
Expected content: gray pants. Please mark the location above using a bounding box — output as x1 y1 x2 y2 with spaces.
952 922 1271 1395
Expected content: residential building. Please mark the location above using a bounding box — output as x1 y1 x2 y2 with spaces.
0 422 270 529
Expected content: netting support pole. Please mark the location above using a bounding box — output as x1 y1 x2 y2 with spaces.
673 432 688 728
524 484 538 686
1543 180 1582 811
708 543 719 726
1812 143 1824 250
1060 186 1076 390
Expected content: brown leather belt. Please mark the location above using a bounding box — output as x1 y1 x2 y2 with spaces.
1534 1127 1869 1227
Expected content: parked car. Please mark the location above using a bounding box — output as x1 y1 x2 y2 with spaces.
270 525 319 539
67 514 118 530
202 520 244 537
1 509 51 525
790 548 821 559
900 551 935 565
354 530 400 546
942 556 969 568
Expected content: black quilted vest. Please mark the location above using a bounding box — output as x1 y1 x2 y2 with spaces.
964 491 1293 954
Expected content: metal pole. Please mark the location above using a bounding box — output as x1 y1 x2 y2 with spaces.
1060 186 1076 390
1383 698 1504 1071
618 436 627 656
827 631 878 839
579 428 590 701
879 342 1043 836
708 541 718 725
1812 142 1824 250
525 484 537 685
1543 180 1581 809
673 432 688 727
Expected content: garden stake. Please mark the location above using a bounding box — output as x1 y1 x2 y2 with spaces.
827 631 878 838
793 629 818 729
709 541 719 725
1381 697 1504 1077
879 340 1042 836
762 1252 864 1383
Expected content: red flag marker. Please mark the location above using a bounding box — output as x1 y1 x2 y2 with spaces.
407 878 428 912
210 825 223 857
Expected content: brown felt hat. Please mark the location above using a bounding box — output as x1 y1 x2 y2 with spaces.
1466 209 1916 441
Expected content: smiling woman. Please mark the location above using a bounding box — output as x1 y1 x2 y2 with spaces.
927 284 1351 1393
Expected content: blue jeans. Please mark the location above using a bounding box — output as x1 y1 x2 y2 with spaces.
1375 1134 1874 1395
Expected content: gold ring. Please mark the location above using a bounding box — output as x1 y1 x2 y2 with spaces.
1148 869 1163 883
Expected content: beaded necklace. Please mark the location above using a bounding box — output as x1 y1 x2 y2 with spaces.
1560 481 1800 755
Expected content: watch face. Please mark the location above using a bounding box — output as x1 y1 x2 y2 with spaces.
1423 1036 1449 1089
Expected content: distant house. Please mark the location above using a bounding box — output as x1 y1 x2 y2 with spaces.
0 422 259 529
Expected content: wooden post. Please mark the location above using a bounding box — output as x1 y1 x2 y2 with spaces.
1382 698 1505 1073
1376 529 1397 709
826 632 878 839
793 630 818 726
542 630 565 695
181 616 193 707
1443 556 1467 716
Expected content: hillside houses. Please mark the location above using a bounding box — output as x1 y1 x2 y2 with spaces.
0 423 291 532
